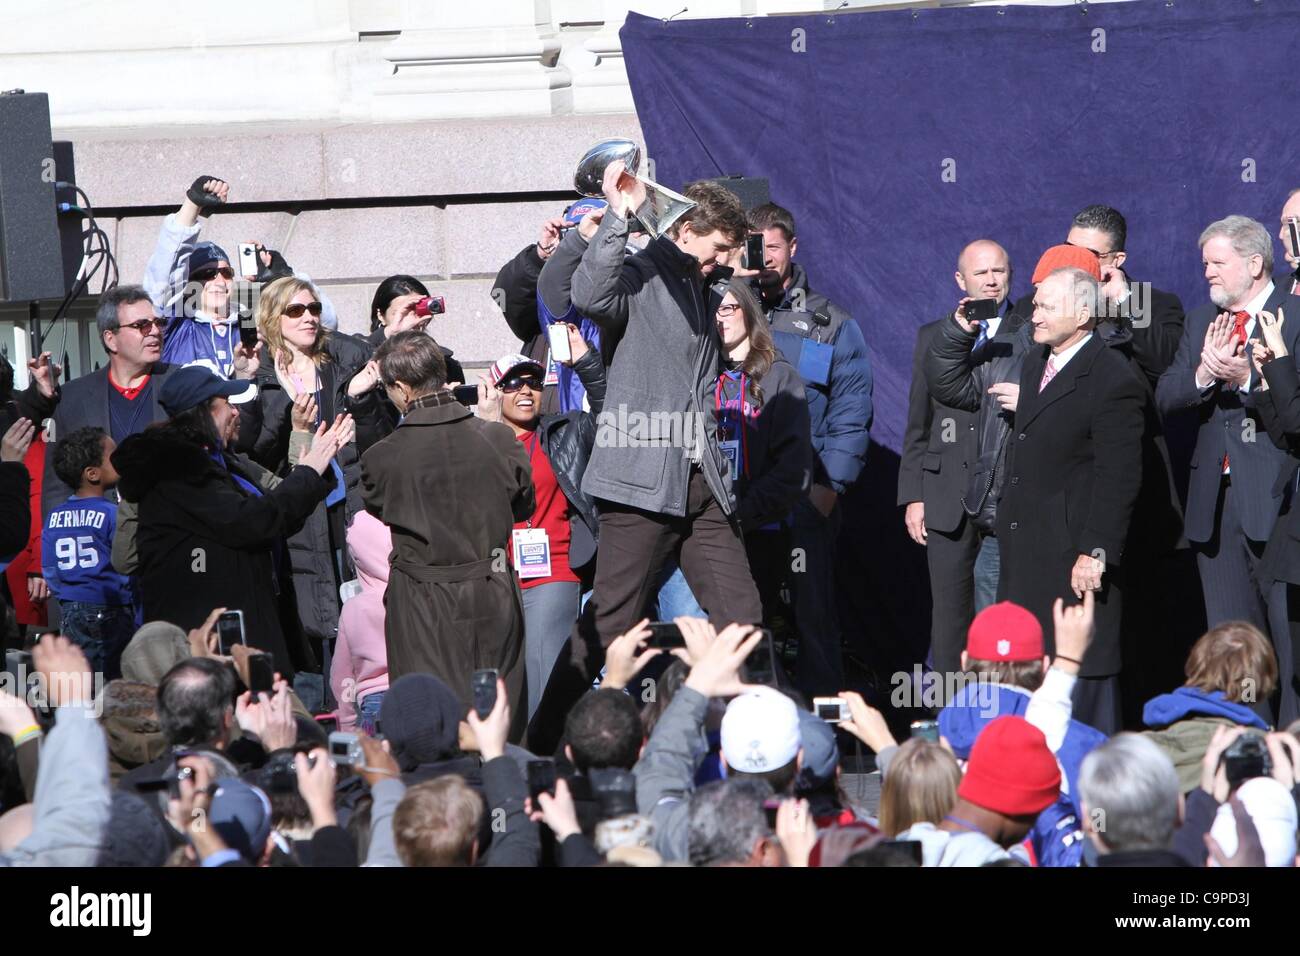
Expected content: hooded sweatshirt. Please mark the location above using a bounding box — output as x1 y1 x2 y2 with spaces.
939 681 1104 867
330 511 392 731
1142 687 1269 792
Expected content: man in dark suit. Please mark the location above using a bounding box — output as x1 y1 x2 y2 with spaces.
898 239 1016 680
1156 215 1300 634
42 286 178 521
1277 188 1300 298
1011 205 1185 388
931 267 1146 734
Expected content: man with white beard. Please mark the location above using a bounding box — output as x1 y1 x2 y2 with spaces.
1156 215 1300 635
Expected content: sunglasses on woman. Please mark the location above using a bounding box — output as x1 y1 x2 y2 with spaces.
500 375 543 394
284 302 324 319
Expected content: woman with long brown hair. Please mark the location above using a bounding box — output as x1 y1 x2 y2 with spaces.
654 280 813 627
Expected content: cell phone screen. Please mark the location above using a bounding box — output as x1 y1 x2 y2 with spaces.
527 760 558 801
216 611 244 655
452 384 479 407
745 234 765 271
878 839 925 865
646 622 685 649
248 654 274 695
471 668 498 719
239 316 259 350
743 628 777 686
1289 219 1300 259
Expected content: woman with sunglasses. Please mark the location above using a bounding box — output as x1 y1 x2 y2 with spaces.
351 275 466 453
478 324 607 721
247 277 380 684
651 283 814 633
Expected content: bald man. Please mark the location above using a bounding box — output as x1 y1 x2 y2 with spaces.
900 240 1024 686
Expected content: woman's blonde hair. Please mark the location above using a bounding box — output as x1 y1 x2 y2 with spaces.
257 276 330 368
878 738 961 836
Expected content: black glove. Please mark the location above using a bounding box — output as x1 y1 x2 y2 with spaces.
186 176 227 217
256 247 295 283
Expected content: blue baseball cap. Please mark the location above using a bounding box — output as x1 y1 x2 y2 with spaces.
189 241 232 277
209 778 273 863
564 198 607 226
160 365 257 417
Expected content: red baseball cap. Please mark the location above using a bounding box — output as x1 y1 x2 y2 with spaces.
958 716 1061 817
965 601 1043 662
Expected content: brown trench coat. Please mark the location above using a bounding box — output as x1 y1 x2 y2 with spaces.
360 395 535 742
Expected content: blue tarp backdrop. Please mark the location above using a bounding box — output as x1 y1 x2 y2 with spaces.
619 0 1300 676
621 0 1300 454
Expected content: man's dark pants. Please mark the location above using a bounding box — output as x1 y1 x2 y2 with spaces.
789 496 846 699
526 468 762 754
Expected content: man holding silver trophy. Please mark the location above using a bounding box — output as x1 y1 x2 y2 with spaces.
527 141 764 749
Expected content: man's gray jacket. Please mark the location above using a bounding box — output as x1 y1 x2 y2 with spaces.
565 212 735 517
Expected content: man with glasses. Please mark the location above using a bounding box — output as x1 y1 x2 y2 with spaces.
143 176 338 377
1012 205 1185 388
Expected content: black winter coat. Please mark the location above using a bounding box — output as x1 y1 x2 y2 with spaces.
924 314 1031 533
113 425 332 677
534 348 607 569
250 333 378 645
927 329 1146 676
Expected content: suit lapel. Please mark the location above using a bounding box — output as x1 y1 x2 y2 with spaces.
1017 336 1101 432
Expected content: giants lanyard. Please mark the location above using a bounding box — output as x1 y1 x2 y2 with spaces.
714 371 750 478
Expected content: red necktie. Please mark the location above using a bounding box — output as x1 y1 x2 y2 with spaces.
1231 310 1250 344
1223 311 1250 474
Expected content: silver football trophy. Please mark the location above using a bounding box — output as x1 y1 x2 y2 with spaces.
574 139 695 238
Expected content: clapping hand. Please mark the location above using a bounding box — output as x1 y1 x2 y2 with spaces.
300 414 354 475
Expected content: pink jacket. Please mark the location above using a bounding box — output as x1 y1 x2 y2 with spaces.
331 511 391 731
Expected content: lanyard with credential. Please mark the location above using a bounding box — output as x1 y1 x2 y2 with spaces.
520 430 543 528
714 371 749 478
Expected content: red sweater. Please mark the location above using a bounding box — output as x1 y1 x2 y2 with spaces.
513 430 578 589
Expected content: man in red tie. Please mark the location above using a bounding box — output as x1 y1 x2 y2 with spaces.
926 267 1146 734
1156 216 1300 676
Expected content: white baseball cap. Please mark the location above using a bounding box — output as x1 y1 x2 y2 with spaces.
720 686 801 774
1209 776 1297 867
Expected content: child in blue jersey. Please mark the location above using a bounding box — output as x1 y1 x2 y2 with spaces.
42 427 137 679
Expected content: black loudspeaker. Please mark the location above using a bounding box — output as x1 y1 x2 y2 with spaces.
52 140 85 292
706 175 771 213
0 91 66 303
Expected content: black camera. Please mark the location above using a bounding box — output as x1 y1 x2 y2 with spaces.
589 767 638 820
1221 732 1272 789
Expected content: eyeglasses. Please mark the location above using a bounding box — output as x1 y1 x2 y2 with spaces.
1066 241 1121 263
191 266 235 282
716 303 741 317
114 318 166 334
284 302 324 319
500 376 542 394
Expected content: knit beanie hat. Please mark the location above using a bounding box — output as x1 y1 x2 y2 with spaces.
958 716 1061 817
